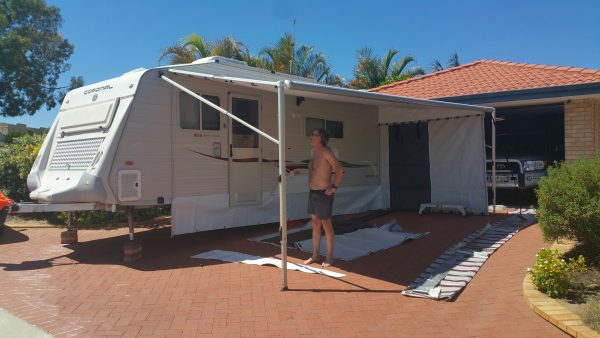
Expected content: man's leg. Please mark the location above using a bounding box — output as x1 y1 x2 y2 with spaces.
321 218 335 266
304 214 322 264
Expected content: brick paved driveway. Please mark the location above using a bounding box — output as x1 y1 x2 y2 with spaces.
0 212 566 337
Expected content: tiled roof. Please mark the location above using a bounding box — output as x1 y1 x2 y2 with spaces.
371 60 600 99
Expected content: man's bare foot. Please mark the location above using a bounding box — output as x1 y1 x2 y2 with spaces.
304 256 319 265
322 258 334 267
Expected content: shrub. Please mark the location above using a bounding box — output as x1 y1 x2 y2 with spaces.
57 207 169 227
529 248 586 298
583 295 600 331
0 133 45 201
536 154 600 246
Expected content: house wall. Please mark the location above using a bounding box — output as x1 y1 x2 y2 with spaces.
564 99 600 162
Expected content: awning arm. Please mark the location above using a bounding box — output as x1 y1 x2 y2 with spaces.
160 75 279 145
168 69 281 87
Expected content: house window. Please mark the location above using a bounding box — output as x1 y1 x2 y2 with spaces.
179 92 220 130
305 117 343 139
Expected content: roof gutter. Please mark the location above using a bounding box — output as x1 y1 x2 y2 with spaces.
434 82 600 105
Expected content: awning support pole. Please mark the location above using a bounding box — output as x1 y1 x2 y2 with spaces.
492 109 497 214
277 81 288 291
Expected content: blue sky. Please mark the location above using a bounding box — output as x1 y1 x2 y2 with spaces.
3 0 600 128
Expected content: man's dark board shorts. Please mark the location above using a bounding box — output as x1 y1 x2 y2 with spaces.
308 189 334 219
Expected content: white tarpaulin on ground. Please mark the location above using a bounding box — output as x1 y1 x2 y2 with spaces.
192 249 345 278
295 221 428 261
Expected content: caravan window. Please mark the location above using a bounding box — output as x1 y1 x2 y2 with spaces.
305 118 325 136
326 120 344 138
179 92 220 131
305 118 343 138
201 96 220 130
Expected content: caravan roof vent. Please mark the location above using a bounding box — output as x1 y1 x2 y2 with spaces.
192 56 248 66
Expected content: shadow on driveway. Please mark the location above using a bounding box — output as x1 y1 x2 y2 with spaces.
0 212 507 289
0 226 29 245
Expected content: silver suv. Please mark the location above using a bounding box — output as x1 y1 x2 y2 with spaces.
486 158 547 189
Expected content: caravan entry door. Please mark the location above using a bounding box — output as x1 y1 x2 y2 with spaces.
229 96 262 206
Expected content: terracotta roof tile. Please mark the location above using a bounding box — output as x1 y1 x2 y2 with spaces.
371 60 600 99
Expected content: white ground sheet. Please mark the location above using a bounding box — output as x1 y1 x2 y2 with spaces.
294 221 428 261
191 249 345 278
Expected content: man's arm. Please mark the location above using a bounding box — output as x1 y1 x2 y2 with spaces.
324 149 344 195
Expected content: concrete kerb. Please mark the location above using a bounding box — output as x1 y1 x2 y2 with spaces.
523 238 600 338
5 223 57 229
0 308 54 338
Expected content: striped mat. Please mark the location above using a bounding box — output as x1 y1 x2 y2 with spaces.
402 214 536 300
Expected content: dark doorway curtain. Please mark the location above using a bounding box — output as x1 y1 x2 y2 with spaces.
388 123 431 210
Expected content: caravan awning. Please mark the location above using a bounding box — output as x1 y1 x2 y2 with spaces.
166 68 494 123
164 58 499 291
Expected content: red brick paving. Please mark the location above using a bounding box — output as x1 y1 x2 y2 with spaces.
0 212 566 337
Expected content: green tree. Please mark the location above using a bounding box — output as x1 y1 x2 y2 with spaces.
0 0 74 117
160 33 342 85
350 48 424 89
159 33 251 65
57 75 84 104
431 53 461 72
259 33 342 85
0 133 45 201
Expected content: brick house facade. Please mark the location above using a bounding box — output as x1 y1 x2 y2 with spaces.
372 60 600 163
564 99 600 161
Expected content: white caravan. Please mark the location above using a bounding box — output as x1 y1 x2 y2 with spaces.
26 57 495 236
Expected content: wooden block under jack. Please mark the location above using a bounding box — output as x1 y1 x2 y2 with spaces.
123 240 142 262
60 229 78 244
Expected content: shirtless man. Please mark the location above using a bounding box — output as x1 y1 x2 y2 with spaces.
304 128 344 267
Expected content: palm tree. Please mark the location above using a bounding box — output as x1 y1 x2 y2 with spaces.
431 53 461 72
258 33 295 73
258 34 342 85
350 48 424 89
448 53 460 68
158 33 211 65
210 36 250 61
159 33 343 85
159 34 250 65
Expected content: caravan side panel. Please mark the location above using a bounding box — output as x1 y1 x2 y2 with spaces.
109 71 173 205
170 76 230 197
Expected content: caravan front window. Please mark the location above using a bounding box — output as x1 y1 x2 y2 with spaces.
179 92 220 131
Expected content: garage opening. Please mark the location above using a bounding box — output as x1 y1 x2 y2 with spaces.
484 103 565 206
486 103 565 163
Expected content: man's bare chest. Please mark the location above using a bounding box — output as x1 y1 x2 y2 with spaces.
310 153 330 171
